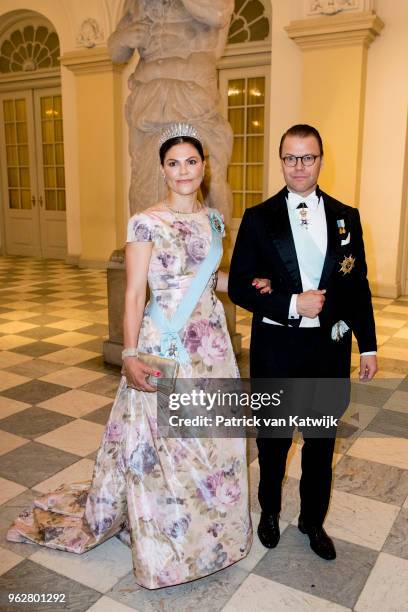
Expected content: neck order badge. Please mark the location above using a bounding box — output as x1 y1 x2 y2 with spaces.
297 202 309 228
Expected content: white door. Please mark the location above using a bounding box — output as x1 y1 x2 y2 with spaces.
33 88 67 258
0 91 41 256
0 88 67 258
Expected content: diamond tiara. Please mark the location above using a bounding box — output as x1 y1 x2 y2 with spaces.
158 123 201 149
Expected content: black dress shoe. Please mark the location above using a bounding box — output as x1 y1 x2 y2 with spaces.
257 512 280 548
298 517 336 560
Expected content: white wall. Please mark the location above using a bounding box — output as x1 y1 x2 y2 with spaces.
60 65 81 259
359 0 408 296
267 0 302 195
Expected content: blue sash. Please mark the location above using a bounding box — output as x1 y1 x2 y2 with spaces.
146 210 224 364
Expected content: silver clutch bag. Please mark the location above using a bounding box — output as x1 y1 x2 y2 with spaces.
122 352 179 396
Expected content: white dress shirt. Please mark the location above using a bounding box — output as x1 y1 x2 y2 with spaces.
263 189 326 328
287 190 327 327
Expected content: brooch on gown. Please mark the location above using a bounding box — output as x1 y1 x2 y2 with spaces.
209 211 225 235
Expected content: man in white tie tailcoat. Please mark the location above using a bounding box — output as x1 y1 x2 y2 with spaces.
228 124 377 560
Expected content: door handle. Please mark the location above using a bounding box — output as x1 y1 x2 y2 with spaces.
31 195 36 207
39 196 43 208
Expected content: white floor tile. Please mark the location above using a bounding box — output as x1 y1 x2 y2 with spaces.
0 396 31 419
77 311 108 324
46 292 85 300
0 321 37 334
34 458 95 493
38 389 110 418
341 402 380 430
321 489 400 551
47 319 92 331
0 311 38 321
42 348 100 366
350 370 403 390
383 390 408 414
39 367 105 389
31 537 133 593
0 429 29 456
347 431 408 471
378 346 408 362
36 419 105 457
45 332 97 347
376 334 391 346
372 298 393 306
0 335 34 350
382 305 408 315
48 308 95 320
0 301 42 310
374 317 406 329
0 371 31 392
0 352 32 370
0 546 23 576
86 597 138 612
355 553 408 612
222 574 350 612
0 477 27 505
46 299 89 309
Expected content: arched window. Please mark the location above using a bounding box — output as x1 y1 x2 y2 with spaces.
228 0 270 44
0 25 60 73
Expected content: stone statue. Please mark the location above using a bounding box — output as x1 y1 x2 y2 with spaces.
108 0 234 223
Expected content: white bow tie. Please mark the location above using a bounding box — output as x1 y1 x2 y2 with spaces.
287 190 319 211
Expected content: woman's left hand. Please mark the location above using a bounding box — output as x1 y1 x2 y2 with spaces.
252 278 272 294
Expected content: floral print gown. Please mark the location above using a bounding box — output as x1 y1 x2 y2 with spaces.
7 208 252 589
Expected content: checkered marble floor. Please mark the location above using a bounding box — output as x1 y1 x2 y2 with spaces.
0 255 407 612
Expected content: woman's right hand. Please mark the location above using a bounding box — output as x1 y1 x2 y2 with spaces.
122 357 161 392
252 278 272 294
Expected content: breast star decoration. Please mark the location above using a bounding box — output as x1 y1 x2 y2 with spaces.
339 254 355 275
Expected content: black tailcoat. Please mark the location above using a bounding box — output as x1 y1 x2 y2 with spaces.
228 186 377 375
228 186 377 524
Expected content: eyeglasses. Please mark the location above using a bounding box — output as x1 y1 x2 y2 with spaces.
281 154 321 167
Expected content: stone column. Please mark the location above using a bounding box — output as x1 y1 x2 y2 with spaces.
60 47 126 267
285 10 383 206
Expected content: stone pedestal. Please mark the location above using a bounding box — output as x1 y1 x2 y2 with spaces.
103 249 126 367
103 250 242 366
